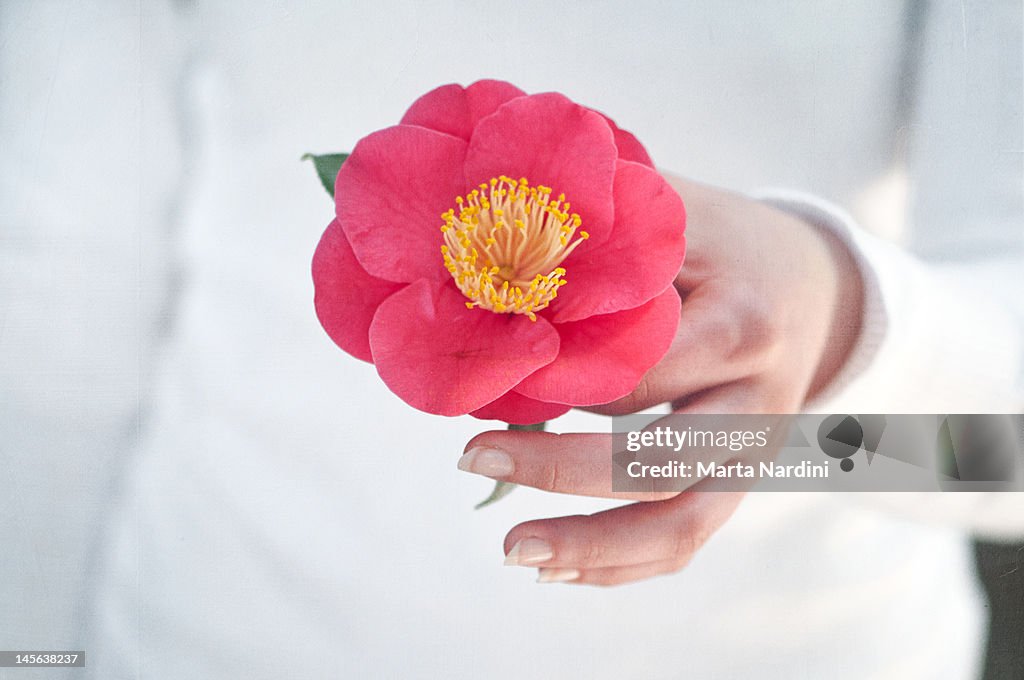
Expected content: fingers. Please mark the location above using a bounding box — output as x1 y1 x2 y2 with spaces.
502 479 747 584
466 381 778 587
503 495 707 570
460 430 678 501
459 381 781 502
583 283 776 416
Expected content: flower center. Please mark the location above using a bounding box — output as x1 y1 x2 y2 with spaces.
440 175 589 321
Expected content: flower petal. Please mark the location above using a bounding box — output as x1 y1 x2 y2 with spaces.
593 111 654 167
515 286 682 406
464 93 617 247
471 391 571 425
336 124 467 283
369 280 560 416
400 80 527 141
548 159 686 323
312 219 404 363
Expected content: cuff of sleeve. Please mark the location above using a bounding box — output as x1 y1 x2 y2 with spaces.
754 190 1024 537
753 188 1022 413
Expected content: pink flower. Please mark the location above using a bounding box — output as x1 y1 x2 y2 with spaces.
313 80 686 424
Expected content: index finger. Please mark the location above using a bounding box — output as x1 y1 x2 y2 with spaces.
458 430 679 502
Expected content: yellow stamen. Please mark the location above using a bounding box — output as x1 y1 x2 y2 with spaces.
439 175 588 321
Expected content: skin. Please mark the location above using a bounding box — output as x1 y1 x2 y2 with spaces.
460 175 865 586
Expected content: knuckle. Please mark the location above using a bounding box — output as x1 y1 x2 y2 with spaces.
542 459 561 492
737 302 778 348
579 540 607 566
669 552 694 572
668 532 698 569
696 307 738 354
630 378 653 410
611 379 652 415
716 291 783 365
669 518 711 569
588 378 653 416
542 461 587 494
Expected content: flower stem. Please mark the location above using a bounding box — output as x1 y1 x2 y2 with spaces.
474 421 547 509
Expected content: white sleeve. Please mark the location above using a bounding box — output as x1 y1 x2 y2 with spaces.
754 191 1024 540
754 2 1024 540
756 191 1023 416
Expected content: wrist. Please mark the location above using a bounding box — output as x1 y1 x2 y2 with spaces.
748 189 869 403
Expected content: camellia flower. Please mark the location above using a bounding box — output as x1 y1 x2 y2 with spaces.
312 80 686 425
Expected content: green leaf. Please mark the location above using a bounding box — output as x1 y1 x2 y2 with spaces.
475 421 547 509
301 152 349 198
507 422 548 433
474 480 518 510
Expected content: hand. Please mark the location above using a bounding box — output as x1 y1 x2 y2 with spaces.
458 176 864 586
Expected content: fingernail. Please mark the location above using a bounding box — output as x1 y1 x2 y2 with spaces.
537 568 580 584
504 537 553 566
458 446 514 478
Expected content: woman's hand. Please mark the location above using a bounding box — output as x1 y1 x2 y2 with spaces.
458 176 865 586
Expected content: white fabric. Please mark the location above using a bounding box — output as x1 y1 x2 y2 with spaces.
761 190 1024 539
1 1 1021 678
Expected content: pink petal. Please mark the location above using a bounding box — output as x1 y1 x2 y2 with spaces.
548 159 686 323
400 80 527 141
594 111 654 167
471 391 571 425
336 124 467 283
516 286 681 406
613 128 654 168
464 93 617 247
312 219 404 363
369 280 560 416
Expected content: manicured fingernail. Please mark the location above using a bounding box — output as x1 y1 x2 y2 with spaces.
458 446 514 478
504 538 553 566
537 568 580 584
